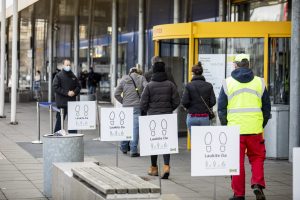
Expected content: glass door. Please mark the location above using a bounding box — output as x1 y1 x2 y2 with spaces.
198 38 264 97
159 39 189 135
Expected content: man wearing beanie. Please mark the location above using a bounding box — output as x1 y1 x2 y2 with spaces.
144 56 176 85
140 61 180 179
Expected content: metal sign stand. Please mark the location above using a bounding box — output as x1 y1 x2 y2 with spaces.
32 102 43 144
213 176 217 200
158 155 162 195
93 105 101 141
116 141 119 167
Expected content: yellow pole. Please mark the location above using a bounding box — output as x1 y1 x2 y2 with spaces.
154 40 159 56
263 35 269 86
187 23 195 150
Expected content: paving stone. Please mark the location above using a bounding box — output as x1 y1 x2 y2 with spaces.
2 188 44 199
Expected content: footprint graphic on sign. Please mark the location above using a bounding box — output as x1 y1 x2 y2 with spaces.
75 105 80 116
109 111 115 125
149 120 156 136
84 105 88 116
161 119 167 136
205 132 213 153
219 132 227 152
119 111 125 125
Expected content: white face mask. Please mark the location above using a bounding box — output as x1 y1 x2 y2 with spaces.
63 65 71 72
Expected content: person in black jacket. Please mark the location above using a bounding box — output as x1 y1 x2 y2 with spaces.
140 61 180 179
181 62 216 133
53 59 81 133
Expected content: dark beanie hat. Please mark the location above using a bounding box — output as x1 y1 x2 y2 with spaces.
192 62 203 75
152 62 165 73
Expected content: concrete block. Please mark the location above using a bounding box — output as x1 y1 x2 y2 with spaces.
52 162 99 199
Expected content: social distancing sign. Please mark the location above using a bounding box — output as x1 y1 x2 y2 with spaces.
191 126 240 176
68 101 96 130
100 107 133 141
139 114 179 156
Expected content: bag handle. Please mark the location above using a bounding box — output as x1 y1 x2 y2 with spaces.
129 74 140 99
200 96 214 116
191 84 213 115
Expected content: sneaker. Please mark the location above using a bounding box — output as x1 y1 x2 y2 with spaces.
253 184 266 200
130 153 140 157
229 196 245 200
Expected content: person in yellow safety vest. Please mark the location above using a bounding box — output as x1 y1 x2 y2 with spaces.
218 54 271 200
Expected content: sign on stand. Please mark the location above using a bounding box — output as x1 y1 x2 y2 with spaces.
191 126 240 176
139 114 179 156
100 107 133 141
68 101 96 130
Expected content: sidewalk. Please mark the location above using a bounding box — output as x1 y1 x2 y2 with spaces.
0 102 292 200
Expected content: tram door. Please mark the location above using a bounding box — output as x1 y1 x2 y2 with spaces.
159 39 189 136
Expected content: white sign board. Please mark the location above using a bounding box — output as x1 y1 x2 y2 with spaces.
294 148 300 200
191 126 240 176
139 114 179 156
199 54 226 97
68 101 96 130
100 107 133 141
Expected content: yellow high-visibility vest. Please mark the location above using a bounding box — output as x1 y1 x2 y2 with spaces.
223 76 265 134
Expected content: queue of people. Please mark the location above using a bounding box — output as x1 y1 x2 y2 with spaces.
52 54 270 200
113 54 271 200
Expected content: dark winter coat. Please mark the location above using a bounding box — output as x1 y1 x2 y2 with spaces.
140 72 180 115
181 75 216 114
218 67 271 127
53 70 81 108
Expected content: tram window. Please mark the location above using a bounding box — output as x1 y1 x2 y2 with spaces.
269 38 290 105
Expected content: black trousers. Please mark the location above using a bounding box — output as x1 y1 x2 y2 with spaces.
54 107 77 133
151 154 170 166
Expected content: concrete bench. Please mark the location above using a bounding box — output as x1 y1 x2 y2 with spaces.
52 162 161 200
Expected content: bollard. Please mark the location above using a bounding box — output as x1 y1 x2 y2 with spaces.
60 108 64 131
32 102 43 144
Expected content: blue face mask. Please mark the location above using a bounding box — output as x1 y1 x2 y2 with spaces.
63 66 71 72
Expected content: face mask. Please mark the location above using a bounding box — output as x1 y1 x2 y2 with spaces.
64 65 71 72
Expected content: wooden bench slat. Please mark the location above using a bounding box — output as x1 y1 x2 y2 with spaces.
90 167 139 194
83 167 129 194
101 166 160 194
107 167 161 193
72 168 115 194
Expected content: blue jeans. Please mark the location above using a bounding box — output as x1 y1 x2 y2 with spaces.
186 114 210 134
120 108 140 154
88 86 96 94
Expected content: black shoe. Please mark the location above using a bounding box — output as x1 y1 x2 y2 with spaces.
120 147 130 154
130 153 140 157
120 147 128 154
253 184 266 200
229 196 245 200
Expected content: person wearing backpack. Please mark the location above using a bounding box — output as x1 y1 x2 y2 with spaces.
114 67 148 157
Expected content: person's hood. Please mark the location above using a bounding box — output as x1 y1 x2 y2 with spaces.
191 75 206 82
151 72 168 82
231 67 254 83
